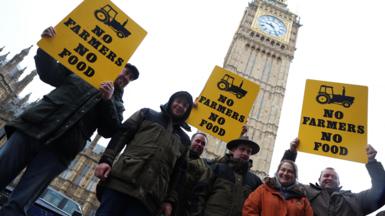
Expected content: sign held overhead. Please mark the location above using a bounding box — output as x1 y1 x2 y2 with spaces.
38 0 147 89
298 79 368 163
188 66 260 143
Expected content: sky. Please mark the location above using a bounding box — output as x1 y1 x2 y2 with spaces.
2 0 385 214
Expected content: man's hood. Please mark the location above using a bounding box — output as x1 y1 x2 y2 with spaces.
160 91 193 131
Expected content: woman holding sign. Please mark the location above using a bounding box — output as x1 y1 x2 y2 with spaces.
282 138 385 216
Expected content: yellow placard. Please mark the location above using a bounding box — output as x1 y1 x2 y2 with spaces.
37 0 147 89
187 66 260 143
298 79 368 163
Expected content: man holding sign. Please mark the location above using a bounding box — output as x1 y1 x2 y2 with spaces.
0 27 139 216
94 91 194 216
191 135 262 216
282 138 385 216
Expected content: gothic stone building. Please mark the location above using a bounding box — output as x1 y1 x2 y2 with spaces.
202 0 301 177
1 0 301 214
0 46 36 145
0 46 102 215
51 135 105 216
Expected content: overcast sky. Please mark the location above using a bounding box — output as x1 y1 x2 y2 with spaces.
2 0 385 214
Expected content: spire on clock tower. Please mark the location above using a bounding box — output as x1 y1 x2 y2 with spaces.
263 0 288 8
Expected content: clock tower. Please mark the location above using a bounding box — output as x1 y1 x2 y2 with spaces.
202 0 301 176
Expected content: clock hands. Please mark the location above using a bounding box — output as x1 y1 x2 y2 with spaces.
258 15 287 37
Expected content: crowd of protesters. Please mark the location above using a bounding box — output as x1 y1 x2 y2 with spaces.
0 27 385 216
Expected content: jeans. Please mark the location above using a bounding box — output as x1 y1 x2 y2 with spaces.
0 131 67 216
96 188 152 216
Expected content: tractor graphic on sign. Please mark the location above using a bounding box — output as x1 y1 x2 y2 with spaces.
316 85 354 108
217 74 248 99
94 4 131 38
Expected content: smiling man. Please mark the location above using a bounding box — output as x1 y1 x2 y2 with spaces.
0 26 139 216
94 91 193 216
282 138 385 216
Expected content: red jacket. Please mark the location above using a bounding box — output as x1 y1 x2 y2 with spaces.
243 178 313 216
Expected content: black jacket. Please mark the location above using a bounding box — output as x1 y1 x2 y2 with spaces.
5 49 124 161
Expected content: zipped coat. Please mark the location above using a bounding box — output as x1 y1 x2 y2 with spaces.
97 92 193 214
192 154 262 216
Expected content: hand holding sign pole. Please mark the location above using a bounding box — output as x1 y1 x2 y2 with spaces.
298 79 368 163
37 0 146 89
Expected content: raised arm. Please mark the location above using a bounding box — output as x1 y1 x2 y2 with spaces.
35 27 71 87
281 138 299 161
357 145 385 215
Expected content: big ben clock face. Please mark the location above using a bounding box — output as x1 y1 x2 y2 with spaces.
258 15 287 37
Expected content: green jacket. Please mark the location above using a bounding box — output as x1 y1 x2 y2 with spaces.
175 154 212 216
192 154 262 216
98 95 193 214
